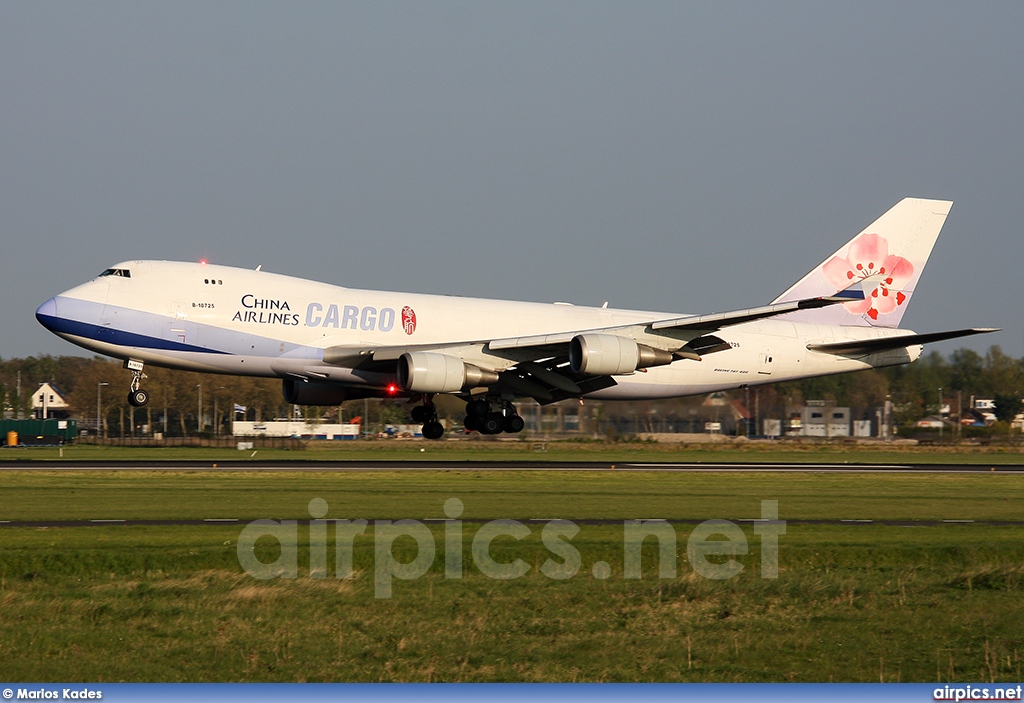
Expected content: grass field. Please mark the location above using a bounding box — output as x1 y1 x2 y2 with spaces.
1 468 1023 682
4 439 1024 464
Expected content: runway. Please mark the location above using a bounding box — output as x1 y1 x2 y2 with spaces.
0 459 1022 472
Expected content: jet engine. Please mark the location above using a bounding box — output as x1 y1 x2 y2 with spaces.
397 352 498 393
282 379 348 406
569 334 674 376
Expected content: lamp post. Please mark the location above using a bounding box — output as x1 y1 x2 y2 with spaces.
214 387 226 437
97 382 109 440
884 394 892 441
196 383 203 435
938 387 943 441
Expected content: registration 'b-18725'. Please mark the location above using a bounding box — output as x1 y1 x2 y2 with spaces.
36 198 996 439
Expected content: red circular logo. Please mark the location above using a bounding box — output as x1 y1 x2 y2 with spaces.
401 306 417 335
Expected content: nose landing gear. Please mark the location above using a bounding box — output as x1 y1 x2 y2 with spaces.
124 359 150 407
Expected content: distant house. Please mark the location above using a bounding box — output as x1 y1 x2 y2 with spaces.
32 382 71 420
802 404 851 437
916 415 953 429
966 397 1024 428
959 408 993 427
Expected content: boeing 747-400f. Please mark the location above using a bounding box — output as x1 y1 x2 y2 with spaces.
36 198 996 439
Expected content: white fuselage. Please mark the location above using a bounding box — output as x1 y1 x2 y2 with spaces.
38 260 921 400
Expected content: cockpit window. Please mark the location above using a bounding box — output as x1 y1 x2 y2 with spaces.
99 268 131 278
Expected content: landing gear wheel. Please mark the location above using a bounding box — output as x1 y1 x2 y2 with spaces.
480 413 504 435
422 421 445 440
503 414 525 433
411 405 431 423
128 389 149 407
463 414 479 432
466 399 489 416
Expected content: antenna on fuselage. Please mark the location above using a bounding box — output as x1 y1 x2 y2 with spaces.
255 265 262 271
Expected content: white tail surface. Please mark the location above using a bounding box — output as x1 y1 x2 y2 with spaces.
772 198 952 328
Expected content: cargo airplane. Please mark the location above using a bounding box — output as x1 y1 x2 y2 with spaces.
37 198 995 439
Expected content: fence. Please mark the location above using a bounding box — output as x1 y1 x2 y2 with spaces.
77 435 305 450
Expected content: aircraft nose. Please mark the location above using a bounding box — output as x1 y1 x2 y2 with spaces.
36 297 58 329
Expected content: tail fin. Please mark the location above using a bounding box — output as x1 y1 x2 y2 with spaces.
772 198 952 328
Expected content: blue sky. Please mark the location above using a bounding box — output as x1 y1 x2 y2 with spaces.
3 2 1022 359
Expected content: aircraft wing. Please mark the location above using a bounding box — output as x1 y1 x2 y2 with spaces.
488 290 863 351
318 289 862 365
647 290 865 331
477 292 863 402
316 290 864 404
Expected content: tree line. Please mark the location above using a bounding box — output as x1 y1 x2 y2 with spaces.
1 345 1022 437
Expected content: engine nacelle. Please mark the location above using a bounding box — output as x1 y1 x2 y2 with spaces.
282 379 348 406
569 334 674 376
397 352 498 393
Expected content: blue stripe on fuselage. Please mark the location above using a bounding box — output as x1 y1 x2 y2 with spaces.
36 312 227 355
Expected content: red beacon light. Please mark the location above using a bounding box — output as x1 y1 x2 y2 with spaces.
386 383 399 396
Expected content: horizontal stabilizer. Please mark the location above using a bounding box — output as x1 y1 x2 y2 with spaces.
808 328 999 356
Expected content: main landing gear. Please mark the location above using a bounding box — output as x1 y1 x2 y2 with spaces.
463 397 524 435
410 398 445 440
408 395 525 439
124 359 150 407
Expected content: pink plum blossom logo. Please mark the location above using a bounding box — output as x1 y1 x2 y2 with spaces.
822 233 914 320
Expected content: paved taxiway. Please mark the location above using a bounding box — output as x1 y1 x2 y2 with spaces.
1 460 1023 472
